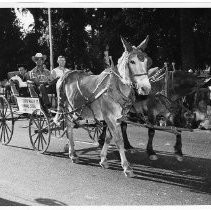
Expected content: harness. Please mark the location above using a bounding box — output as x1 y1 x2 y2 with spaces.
71 66 148 121
60 49 150 122
73 69 135 119
63 71 111 119
107 70 136 119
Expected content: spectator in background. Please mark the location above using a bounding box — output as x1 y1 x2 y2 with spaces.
74 63 78 70
205 63 211 75
103 44 114 69
103 45 110 69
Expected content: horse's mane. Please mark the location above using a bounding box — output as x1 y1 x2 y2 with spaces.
117 51 130 85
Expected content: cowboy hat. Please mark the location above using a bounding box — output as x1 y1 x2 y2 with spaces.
32 53 47 62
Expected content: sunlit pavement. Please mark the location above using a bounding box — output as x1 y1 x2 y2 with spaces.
0 120 210 205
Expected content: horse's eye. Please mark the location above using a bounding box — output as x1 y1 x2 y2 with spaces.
130 60 135 64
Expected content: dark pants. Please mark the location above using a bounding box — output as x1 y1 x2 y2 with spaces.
5 84 11 99
38 83 56 108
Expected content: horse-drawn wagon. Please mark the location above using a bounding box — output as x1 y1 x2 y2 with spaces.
0 36 152 177
1 35 210 178
0 71 107 153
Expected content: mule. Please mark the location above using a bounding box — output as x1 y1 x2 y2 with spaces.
54 36 152 177
125 70 211 161
183 87 211 129
99 68 208 162
123 93 186 161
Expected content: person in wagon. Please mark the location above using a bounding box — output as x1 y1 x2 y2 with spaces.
14 64 29 95
48 55 70 91
44 55 71 105
15 64 28 82
28 53 52 109
51 55 70 81
5 64 29 98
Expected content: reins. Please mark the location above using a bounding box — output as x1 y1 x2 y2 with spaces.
133 73 148 77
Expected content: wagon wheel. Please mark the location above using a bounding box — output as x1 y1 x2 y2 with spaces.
50 107 69 138
0 95 14 145
51 116 66 138
84 121 112 143
29 109 51 154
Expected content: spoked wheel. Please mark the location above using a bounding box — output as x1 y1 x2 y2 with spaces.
50 108 67 138
51 117 66 138
84 121 112 143
0 95 14 145
29 109 51 154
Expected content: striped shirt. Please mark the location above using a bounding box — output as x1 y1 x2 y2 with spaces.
29 67 50 84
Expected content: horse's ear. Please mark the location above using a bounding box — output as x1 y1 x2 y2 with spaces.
121 36 133 52
137 35 149 51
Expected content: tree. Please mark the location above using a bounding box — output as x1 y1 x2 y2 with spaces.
180 9 195 70
0 8 24 80
1 8 211 80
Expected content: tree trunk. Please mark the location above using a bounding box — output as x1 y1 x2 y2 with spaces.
180 9 195 71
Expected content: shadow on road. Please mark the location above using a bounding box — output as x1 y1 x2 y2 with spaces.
0 197 27 206
55 145 211 196
5 144 33 151
35 198 67 206
44 151 69 159
7 141 211 196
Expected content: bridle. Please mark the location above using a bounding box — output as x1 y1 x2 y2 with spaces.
127 52 150 89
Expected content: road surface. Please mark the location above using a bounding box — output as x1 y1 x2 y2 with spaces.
0 119 210 205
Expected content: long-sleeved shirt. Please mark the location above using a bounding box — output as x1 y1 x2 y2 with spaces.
29 67 50 84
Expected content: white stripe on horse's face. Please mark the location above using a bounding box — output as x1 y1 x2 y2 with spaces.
128 54 151 95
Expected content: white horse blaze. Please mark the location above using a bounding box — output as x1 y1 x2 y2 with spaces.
136 75 151 95
129 55 151 95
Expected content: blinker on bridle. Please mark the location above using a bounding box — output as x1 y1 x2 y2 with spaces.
128 52 149 78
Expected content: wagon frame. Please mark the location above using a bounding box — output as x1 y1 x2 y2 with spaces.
0 72 108 153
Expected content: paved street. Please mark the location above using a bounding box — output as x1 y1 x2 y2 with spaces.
0 119 210 206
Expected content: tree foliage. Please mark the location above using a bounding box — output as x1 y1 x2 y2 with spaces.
1 8 211 80
0 8 24 79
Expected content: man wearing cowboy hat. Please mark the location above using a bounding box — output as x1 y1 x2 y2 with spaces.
28 53 52 109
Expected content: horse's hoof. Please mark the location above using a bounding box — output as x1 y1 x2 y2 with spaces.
99 161 109 169
175 154 183 162
70 156 79 163
149 155 158 161
124 169 135 178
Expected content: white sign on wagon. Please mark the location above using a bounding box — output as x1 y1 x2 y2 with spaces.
17 97 41 114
